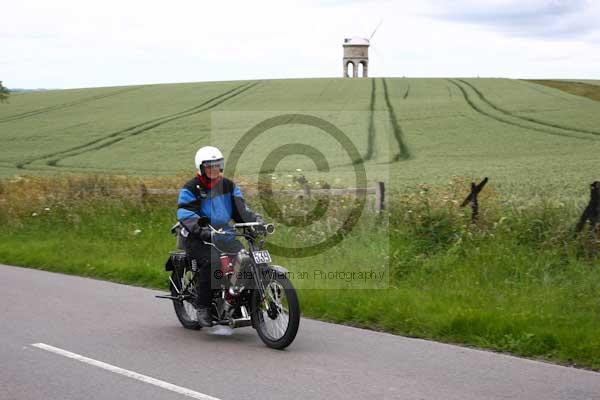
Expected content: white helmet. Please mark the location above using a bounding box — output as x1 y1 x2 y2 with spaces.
195 146 224 176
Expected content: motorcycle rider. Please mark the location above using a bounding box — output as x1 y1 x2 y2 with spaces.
177 146 261 327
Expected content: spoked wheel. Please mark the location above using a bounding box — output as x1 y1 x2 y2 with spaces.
171 264 202 330
252 272 300 349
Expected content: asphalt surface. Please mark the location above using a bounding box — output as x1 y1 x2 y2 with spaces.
1 264 599 400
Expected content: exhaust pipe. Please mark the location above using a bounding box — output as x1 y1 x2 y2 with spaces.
228 306 252 328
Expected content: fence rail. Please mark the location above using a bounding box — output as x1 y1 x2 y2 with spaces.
50 182 387 212
139 182 387 213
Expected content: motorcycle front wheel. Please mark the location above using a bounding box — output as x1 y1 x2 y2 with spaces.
251 271 300 349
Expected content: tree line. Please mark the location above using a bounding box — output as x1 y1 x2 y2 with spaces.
0 81 10 103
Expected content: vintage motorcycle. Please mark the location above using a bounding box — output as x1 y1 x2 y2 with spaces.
157 221 300 349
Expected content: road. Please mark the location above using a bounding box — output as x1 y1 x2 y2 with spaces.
1 264 598 400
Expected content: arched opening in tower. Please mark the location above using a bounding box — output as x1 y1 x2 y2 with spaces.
358 62 365 78
346 61 355 78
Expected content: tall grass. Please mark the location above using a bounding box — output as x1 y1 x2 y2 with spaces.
1 175 599 369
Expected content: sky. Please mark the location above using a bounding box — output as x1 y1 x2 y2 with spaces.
2 0 600 89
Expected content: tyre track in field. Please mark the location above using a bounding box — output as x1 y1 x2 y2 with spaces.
15 161 184 174
458 79 600 136
0 86 145 124
16 82 259 169
449 79 598 142
48 82 259 167
362 78 377 162
403 84 410 100
382 78 411 161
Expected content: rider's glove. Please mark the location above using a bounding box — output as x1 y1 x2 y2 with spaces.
255 213 265 225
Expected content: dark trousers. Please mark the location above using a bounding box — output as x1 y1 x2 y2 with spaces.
185 237 243 307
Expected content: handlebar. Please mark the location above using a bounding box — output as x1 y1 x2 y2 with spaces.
233 222 275 234
198 222 274 254
206 222 275 237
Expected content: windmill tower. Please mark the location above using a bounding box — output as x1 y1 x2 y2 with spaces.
343 38 369 78
343 22 381 78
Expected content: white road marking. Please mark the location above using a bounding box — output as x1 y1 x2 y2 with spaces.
31 343 222 400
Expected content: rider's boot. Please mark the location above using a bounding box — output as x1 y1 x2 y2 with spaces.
196 306 213 327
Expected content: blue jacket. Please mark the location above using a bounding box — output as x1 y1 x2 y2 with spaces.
177 176 256 241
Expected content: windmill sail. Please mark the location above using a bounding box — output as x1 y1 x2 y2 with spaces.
369 20 383 41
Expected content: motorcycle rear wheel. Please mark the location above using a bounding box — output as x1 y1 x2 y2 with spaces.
171 265 202 330
252 272 300 349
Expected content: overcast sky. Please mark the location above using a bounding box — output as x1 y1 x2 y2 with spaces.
3 0 600 89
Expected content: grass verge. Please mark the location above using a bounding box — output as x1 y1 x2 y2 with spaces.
1 175 599 369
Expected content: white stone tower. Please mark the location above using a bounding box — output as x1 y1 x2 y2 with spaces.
343 37 369 78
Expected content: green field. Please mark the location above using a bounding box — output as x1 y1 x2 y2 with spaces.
2 77 600 200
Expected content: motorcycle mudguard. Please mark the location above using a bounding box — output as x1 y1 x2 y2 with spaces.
167 251 189 272
165 257 174 271
268 265 289 275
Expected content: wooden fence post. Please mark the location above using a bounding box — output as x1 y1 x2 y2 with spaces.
460 177 488 222
293 175 311 199
575 181 600 234
375 181 385 213
302 184 311 198
139 183 148 202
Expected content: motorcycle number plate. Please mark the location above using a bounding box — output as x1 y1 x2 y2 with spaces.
252 250 272 264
